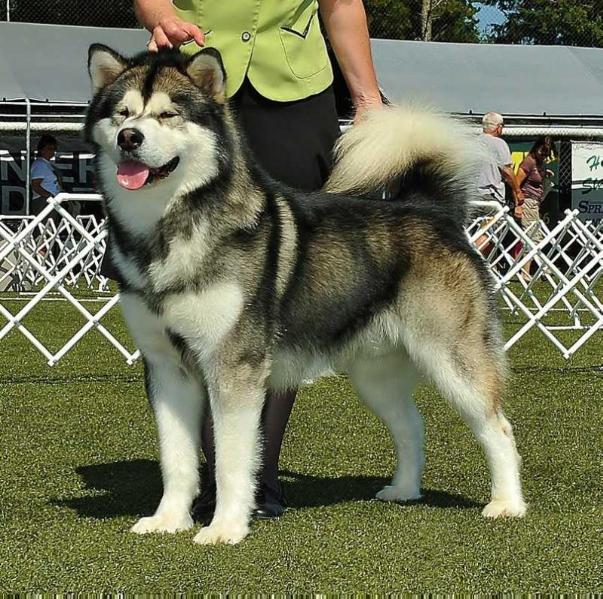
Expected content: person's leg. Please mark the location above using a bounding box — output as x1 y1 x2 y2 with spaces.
473 195 499 258
196 81 340 518
520 198 542 281
239 84 339 511
253 388 297 515
233 80 340 191
198 388 296 518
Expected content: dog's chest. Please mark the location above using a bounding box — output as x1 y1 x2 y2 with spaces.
148 227 211 291
159 282 245 349
121 281 245 361
113 220 211 292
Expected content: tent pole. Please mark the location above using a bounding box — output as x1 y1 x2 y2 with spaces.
6 0 10 22
25 98 31 215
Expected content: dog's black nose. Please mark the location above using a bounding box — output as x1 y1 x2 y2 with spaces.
117 128 144 151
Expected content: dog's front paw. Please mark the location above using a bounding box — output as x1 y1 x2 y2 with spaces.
376 485 422 502
482 498 527 519
131 511 194 534
193 521 249 545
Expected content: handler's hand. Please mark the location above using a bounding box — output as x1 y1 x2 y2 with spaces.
353 96 384 125
513 204 524 219
147 17 205 52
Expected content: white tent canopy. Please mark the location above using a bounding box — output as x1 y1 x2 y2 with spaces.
0 22 149 103
371 39 603 124
1 22 603 124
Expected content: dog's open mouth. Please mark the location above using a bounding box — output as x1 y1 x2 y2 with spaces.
116 156 180 190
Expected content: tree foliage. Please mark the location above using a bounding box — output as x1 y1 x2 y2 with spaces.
481 0 603 47
6 0 480 43
365 0 480 42
8 0 137 28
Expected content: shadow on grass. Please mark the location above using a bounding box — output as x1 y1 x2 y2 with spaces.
279 469 481 510
51 459 163 519
50 460 481 519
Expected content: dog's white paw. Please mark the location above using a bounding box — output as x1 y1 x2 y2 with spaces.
376 485 422 502
482 498 527 519
193 522 249 545
131 512 194 534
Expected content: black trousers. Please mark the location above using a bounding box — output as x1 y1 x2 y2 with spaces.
231 79 340 191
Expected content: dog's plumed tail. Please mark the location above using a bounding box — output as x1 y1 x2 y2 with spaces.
325 105 481 221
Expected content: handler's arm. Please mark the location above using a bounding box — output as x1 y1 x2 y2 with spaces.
502 165 524 205
502 165 525 218
134 0 205 51
318 0 383 121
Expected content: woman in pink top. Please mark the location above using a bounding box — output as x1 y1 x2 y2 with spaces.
517 136 555 280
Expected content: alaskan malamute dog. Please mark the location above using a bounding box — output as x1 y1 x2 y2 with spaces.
86 45 526 545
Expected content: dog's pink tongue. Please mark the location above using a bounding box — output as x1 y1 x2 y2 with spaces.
116 161 149 190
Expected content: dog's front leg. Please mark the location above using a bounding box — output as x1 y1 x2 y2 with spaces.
131 356 205 534
193 362 266 545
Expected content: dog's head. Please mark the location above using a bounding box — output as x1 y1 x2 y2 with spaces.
85 45 228 194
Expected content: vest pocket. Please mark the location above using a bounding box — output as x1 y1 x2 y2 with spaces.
279 10 329 79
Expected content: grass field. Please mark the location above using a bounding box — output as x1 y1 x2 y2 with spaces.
0 297 601 592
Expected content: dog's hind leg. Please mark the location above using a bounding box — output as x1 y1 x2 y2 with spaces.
348 352 423 502
404 323 526 518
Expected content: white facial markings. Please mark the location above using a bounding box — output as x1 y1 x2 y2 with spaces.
99 152 175 237
176 122 219 195
120 89 145 119
93 88 220 235
92 117 118 157
113 91 182 169
144 91 178 117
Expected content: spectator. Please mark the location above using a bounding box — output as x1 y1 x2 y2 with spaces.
31 134 62 215
517 136 556 281
475 112 524 256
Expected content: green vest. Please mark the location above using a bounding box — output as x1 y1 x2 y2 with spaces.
173 0 333 101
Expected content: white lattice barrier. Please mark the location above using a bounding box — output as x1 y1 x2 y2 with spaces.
467 203 603 359
0 193 140 365
0 195 601 365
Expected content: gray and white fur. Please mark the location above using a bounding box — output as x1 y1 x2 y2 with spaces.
85 45 526 545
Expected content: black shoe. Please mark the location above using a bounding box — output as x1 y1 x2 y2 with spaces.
252 482 286 520
192 470 286 521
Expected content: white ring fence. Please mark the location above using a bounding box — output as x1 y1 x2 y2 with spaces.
0 194 601 366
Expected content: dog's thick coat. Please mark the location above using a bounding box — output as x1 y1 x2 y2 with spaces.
86 46 526 545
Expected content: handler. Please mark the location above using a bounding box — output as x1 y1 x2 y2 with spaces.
134 0 383 518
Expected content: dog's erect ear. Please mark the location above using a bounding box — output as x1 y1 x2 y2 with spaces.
186 48 227 103
88 44 128 93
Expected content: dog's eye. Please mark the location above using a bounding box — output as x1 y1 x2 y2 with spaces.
118 108 130 118
160 111 179 119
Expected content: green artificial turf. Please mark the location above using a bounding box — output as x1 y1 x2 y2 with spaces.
0 295 601 592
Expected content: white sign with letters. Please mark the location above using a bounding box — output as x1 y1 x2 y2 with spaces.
571 141 603 223
0 151 95 215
